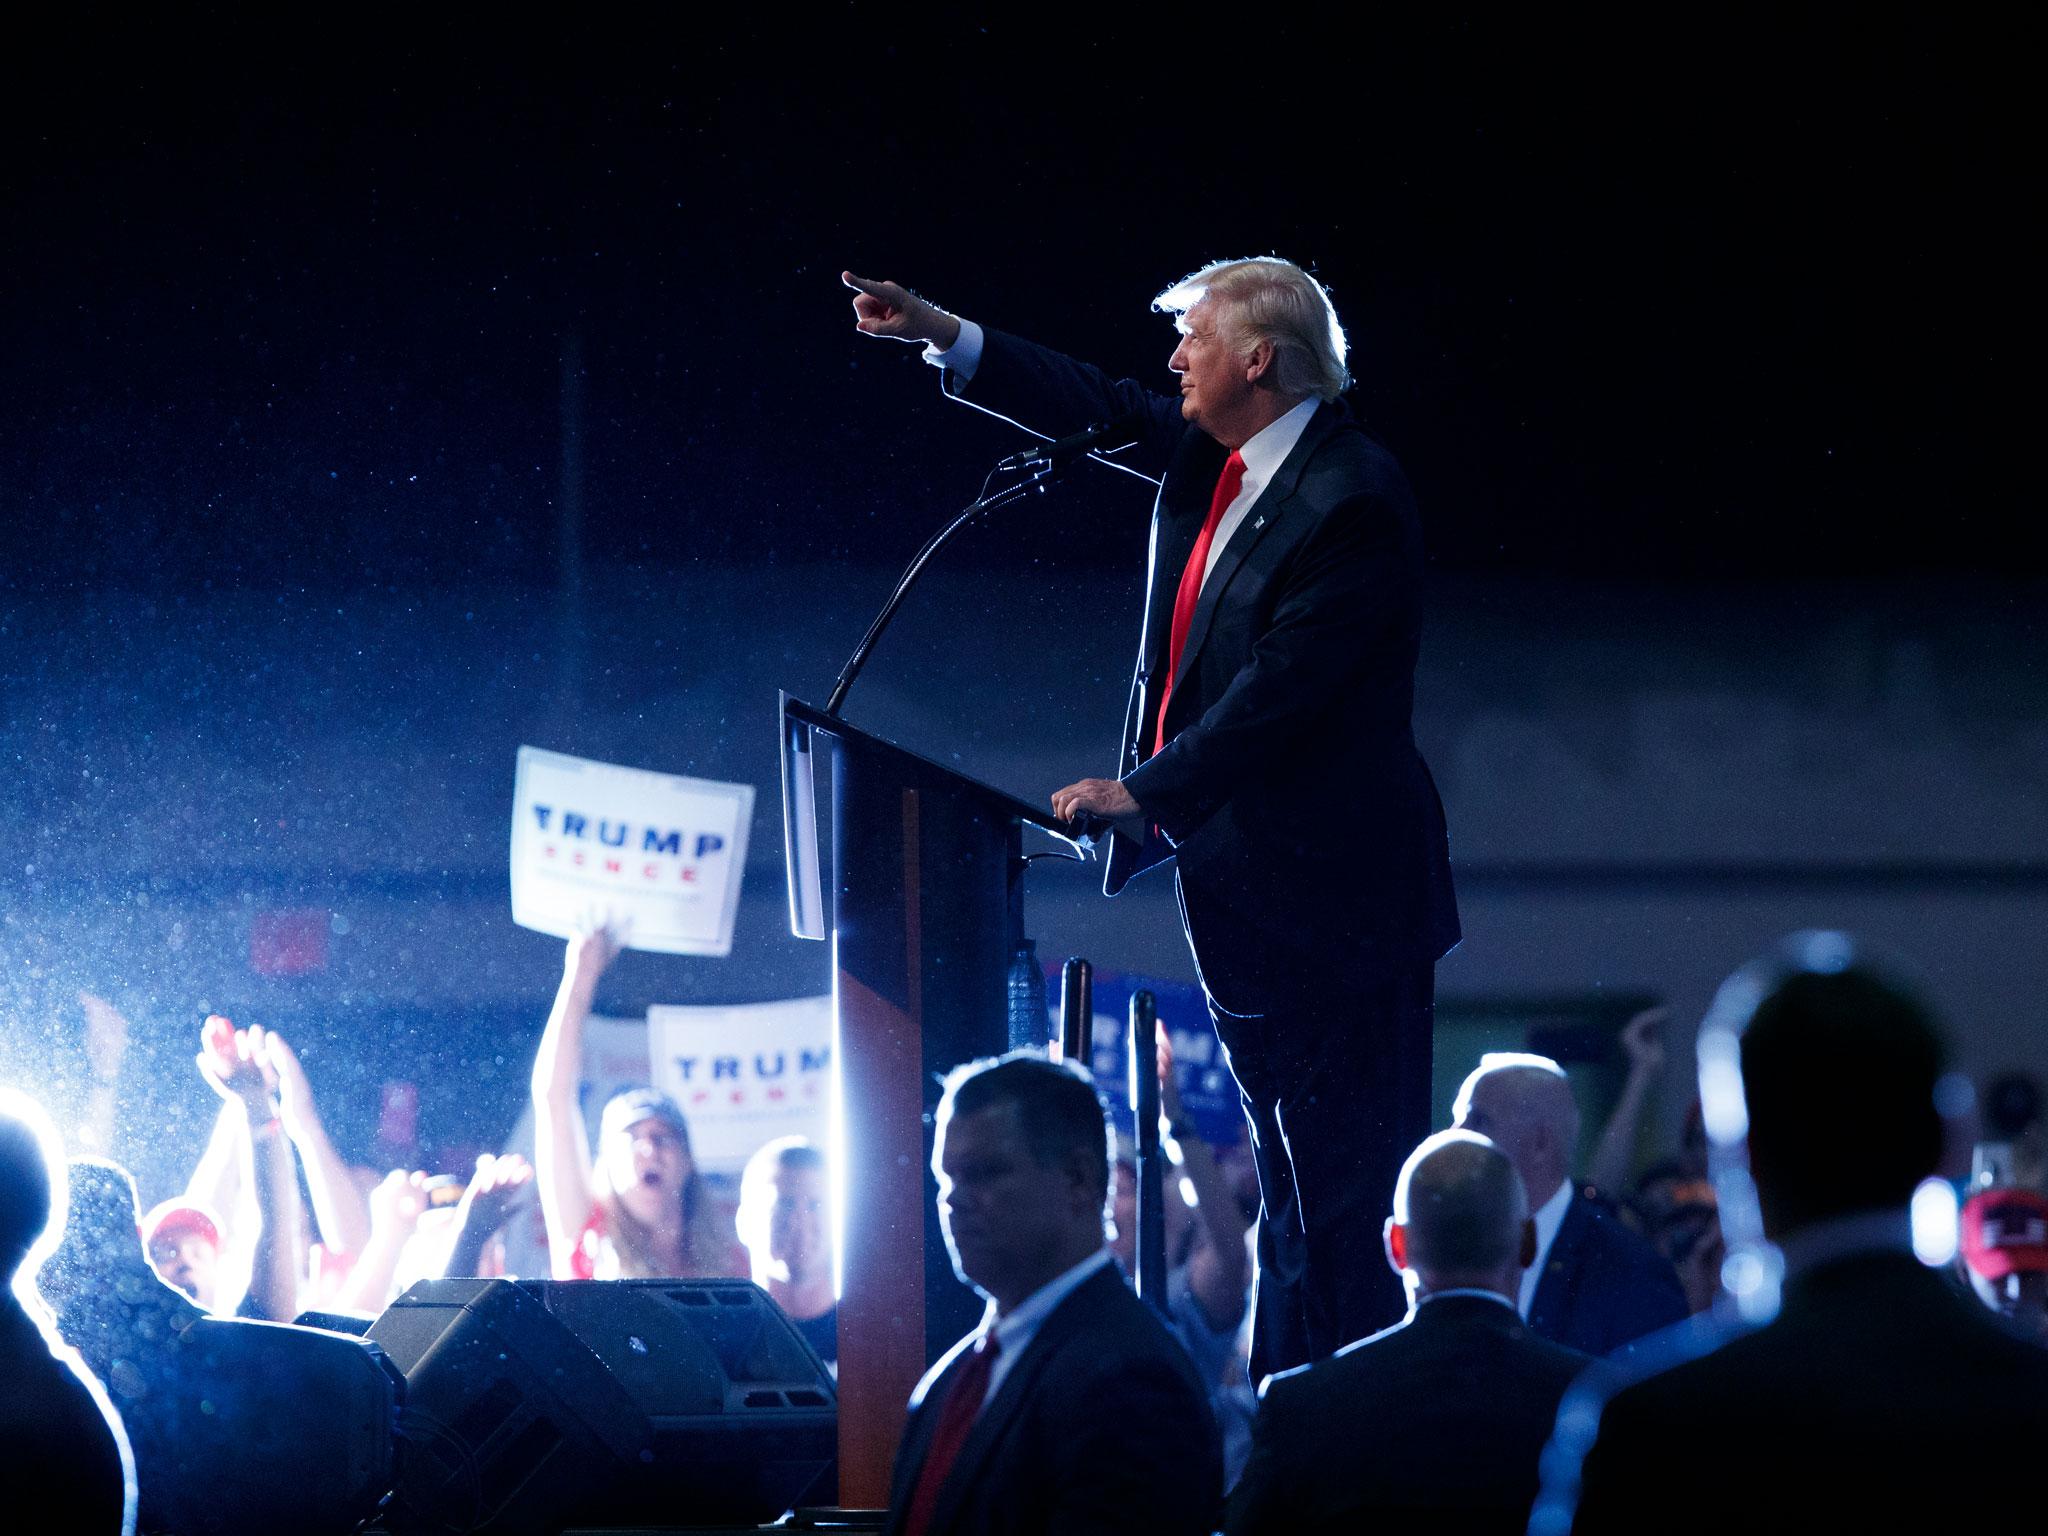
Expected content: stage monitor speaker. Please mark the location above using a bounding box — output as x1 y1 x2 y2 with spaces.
152 1316 401 1536
370 1277 836 1535
293 1306 375 1335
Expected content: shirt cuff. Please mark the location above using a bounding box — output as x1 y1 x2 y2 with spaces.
922 317 984 381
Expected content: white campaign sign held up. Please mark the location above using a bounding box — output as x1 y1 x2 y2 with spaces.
647 997 832 1176
510 746 754 956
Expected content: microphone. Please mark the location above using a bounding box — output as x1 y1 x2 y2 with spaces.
999 415 1143 471
1065 810 1113 849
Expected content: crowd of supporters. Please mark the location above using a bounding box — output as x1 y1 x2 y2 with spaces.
2 930 2044 1532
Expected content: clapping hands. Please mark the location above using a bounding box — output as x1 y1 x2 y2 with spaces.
196 1014 280 1118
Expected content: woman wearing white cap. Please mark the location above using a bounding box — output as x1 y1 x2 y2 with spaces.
530 927 746 1280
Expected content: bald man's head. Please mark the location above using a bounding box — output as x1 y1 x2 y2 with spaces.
1453 1055 1580 1209
1390 1131 1530 1280
0 1095 59 1282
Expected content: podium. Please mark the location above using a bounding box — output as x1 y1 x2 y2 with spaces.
779 694 1084 1506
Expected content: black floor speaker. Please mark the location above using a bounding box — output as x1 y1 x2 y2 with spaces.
368 1278 836 1535
144 1316 402 1536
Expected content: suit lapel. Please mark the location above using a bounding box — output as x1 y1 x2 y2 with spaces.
1107 432 1220 896
1528 1194 1588 1337
1140 435 1224 678
921 1269 1117 1536
886 1334 980 1523
1165 402 1341 705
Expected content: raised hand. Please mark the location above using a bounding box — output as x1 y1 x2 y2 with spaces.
445 1153 536 1279
455 1152 534 1238
196 1015 278 1115
565 922 625 988
842 271 962 349
1622 1007 1668 1078
1155 1021 1186 1124
368 1169 431 1240
265 1030 318 1137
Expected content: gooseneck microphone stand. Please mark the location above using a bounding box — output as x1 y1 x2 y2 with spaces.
822 475 1042 715
821 426 1133 719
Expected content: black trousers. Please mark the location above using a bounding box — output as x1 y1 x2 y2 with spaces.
1209 962 1435 1381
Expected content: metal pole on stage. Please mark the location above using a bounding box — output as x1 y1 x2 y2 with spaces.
1059 957 1093 1063
1128 990 1166 1310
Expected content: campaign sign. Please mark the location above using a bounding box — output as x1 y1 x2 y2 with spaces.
648 997 833 1176
511 746 754 956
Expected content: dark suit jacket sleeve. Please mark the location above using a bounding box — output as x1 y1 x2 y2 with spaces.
1585 1206 1690 1358
939 326 1188 484
1612 1253 1691 1358
1120 482 1417 842
1040 1348 1221 1536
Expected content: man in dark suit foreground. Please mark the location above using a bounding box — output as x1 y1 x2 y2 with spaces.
0 1092 135 1535
1454 1054 1687 1356
884 1053 1220 1536
845 261 1459 1373
1228 1130 1588 1534
1534 933 2048 1532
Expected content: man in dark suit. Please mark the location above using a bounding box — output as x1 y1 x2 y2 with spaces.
884 1053 1220 1536
1532 933 2048 1533
0 1093 135 1535
845 261 1460 1373
1454 1053 1688 1356
1228 1129 1589 1533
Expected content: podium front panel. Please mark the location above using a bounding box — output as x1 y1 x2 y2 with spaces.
827 739 1019 1506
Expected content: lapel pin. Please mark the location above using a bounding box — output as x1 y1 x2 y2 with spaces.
1253 515 1266 530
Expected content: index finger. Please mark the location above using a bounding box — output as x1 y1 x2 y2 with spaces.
841 270 892 297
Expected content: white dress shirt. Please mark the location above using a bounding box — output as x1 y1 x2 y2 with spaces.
1201 397 1318 586
923 316 987 379
927 319 1320 596
1519 1179 1576 1318
972 1246 1115 1416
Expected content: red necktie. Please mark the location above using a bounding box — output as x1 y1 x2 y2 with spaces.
1152 450 1247 755
901 1332 1002 1536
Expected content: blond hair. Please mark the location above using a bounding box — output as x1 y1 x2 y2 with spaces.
1153 256 1350 402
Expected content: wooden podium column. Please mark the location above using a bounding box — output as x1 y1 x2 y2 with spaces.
831 782 929 1509
826 734 1019 1507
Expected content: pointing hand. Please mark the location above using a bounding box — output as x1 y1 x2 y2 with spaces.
842 271 963 350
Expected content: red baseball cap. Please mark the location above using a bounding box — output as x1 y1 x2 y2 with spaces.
140 1199 221 1251
1960 1188 2048 1282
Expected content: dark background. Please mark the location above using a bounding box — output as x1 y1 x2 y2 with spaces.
2 16 2038 1195
6 15 2032 589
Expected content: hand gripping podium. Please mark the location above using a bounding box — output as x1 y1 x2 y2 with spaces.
780 693 1084 1506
